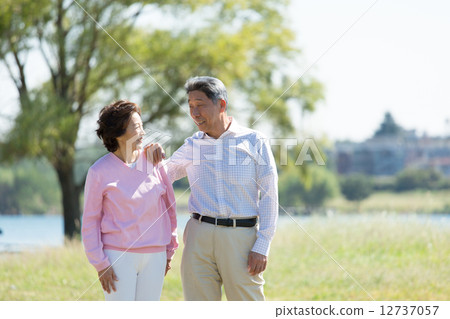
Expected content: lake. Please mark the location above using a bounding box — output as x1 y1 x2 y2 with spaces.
1 213 449 252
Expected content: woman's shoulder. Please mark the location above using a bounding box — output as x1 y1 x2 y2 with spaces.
89 153 115 173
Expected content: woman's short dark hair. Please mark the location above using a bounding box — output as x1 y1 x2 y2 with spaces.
96 100 141 152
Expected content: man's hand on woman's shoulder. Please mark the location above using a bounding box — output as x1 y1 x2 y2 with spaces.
145 143 165 165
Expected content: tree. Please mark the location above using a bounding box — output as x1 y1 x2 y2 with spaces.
0 0 322 238
374 112 402 138
279 166 339 214
0 160 61 215
340 174 373 211
394 168 442 192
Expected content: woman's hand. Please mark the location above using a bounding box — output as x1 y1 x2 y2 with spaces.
165 259 171 276
98 266 118 294
145 143 165 165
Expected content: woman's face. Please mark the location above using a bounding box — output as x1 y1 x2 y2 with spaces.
116 112 145 151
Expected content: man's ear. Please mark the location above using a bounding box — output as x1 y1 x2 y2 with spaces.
219 99 227 112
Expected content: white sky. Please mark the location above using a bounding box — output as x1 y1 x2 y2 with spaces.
1 0 450 142
289 0 450 141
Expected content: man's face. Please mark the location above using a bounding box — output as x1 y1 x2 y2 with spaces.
188 90 223 136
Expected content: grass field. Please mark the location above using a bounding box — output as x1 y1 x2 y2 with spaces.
326 190 450 214
1 214 449 300
176 189 450 214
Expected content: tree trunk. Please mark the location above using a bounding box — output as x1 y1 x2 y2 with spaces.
55 162 81 239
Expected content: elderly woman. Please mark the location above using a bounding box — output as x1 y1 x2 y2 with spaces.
82 100 177 301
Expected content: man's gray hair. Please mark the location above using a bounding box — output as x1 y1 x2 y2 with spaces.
184 76 228 105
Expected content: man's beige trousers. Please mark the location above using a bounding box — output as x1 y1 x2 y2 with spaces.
180 217 265 301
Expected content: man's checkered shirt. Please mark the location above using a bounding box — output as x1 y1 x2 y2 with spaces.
164 118 278 256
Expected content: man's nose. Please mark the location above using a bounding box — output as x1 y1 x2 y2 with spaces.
191 107 199 117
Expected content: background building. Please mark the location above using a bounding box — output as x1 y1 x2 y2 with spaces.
335 113 450 176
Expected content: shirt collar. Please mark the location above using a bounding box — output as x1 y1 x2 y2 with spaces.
201 116 240 139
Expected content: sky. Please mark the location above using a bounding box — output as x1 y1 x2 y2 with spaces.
1 0 450 143
289 0 450 141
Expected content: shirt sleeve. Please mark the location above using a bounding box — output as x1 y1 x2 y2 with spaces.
158 164 179 260
81 168 111 272
252 136 279 256
164 139 192 183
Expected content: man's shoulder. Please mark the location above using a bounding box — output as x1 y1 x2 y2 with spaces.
190 131 205 140
233 124 268 141
181 131 204 146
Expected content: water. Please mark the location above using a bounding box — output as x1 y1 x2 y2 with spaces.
0 214 192 253
1 213 449 252
0 215 64 252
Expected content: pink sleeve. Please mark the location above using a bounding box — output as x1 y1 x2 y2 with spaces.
158 164 179 260
81 168 110 271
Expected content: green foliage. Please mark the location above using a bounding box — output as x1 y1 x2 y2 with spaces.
372 176 395 191
279 165 339 212
2 87 80 166
0 181 19 215
328 190 450 214
434 203 450 214
0 0 323 164
394 168 443 192
278 167 304 207
436 178 450 190
340 174 373 203
0 0 323 237
0 159 61 215
129 0 323 136
373 112 402 138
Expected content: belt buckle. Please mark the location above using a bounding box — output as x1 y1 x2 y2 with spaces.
198 214 203 224
215 217 218 226
233 219 236 228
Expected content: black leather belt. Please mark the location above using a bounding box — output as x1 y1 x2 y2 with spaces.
192 213 257 228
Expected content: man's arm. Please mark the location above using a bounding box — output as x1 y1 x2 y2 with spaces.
252 170 278 255
248 137 279 274
146 140 192 183
145 143 165 164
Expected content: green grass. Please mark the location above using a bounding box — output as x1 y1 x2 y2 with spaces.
174 188 190 212
1 214 449 300
264 215 450 300
178 188 450 214
327 190 450 214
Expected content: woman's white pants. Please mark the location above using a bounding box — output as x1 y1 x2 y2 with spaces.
103 249 166 301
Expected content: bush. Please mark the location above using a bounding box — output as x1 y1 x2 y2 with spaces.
0 183 20 215
340 174 373 203
0 159 61 215
394 168 443 192
279 166 339 213
372 176 395 191
436 177 450 190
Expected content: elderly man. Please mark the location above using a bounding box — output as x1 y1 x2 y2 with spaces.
165 76 278 301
